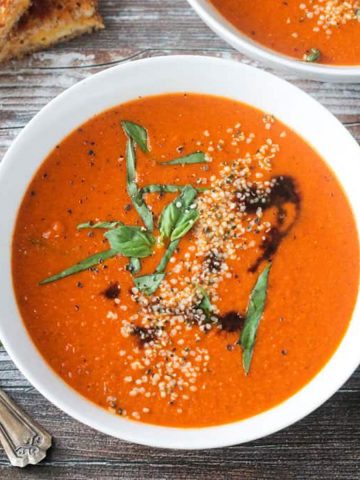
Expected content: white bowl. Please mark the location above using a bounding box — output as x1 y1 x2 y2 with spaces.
0 56 359 449
187 0 360 82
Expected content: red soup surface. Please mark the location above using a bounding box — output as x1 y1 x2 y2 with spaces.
209 0 360 65
12 93 359 427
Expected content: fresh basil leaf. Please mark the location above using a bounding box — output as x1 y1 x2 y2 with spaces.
40 249 118 285
133 221 185 295
125 138 153 231
105 225 155 258
141 184 186 195
197 287 213 322
134 239 179 295
132 190 154 232
160 152 207 166
155 239 180 274
159 185 198 241
127 257 141 274
121 120 149 153
126 138 137 192
304 48 321 63
140 184 208 195
77 221 123 230
240 264 271 375
170 208 199 241
150 186 198 293
134 273 165 296
159 202 180 241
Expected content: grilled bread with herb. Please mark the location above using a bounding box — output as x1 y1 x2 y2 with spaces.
0 0 31 48
0 0 104 63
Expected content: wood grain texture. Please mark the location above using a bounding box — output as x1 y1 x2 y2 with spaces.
0 1 360 478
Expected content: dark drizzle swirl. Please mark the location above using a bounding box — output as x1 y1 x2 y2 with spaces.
218 311 245 332
241 175 301 272
103 282 120 299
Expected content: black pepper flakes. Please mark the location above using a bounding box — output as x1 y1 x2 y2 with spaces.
131 326 157 346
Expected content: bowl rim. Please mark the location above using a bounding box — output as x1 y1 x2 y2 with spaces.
187 0 360 81
0 55 359 449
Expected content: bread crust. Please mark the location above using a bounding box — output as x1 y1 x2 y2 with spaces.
0 0 32 47
0 0 104 62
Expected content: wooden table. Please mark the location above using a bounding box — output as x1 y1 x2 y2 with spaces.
1 1 360 478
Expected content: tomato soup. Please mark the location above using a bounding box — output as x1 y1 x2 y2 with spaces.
12 94 359 427
209 0 360 65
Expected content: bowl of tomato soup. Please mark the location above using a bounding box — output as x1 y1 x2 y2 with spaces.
0 56 359 449
187 0 360 82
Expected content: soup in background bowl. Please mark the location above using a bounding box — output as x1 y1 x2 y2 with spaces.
209 0 360 66
0 56 359 448
187 0 360 82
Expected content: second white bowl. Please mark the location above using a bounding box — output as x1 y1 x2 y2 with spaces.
187 0 360 82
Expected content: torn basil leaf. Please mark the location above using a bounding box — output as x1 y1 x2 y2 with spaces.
197 287 213 322
240 263 271 375
137 185 200 294
135 240 180 295
170 208 199 241
141 184 208 195
121 120 149 153
304 48 321 63
141 184 187 195
159 185 198 241
127 257 141 274
134 273 165 296
105 225 155 258
155 239 180 274
160 151 207 166
40 249 118 285
125 138 153 231
77 221 123 230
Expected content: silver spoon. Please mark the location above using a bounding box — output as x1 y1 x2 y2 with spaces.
0 389 52 467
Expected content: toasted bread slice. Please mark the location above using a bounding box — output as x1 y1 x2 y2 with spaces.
0 0 32 48
0 0 104 62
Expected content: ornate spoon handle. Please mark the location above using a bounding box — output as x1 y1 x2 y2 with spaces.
0 389 52 467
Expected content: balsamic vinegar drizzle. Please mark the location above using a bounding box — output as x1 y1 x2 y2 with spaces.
242 175 301 273
219 312 245 332
103 282 121 299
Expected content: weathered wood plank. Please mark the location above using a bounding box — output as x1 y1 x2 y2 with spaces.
0 0 360 478
1 48 360 130
0 375 359 479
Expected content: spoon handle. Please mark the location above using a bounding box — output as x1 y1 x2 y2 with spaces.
0 389 52 467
